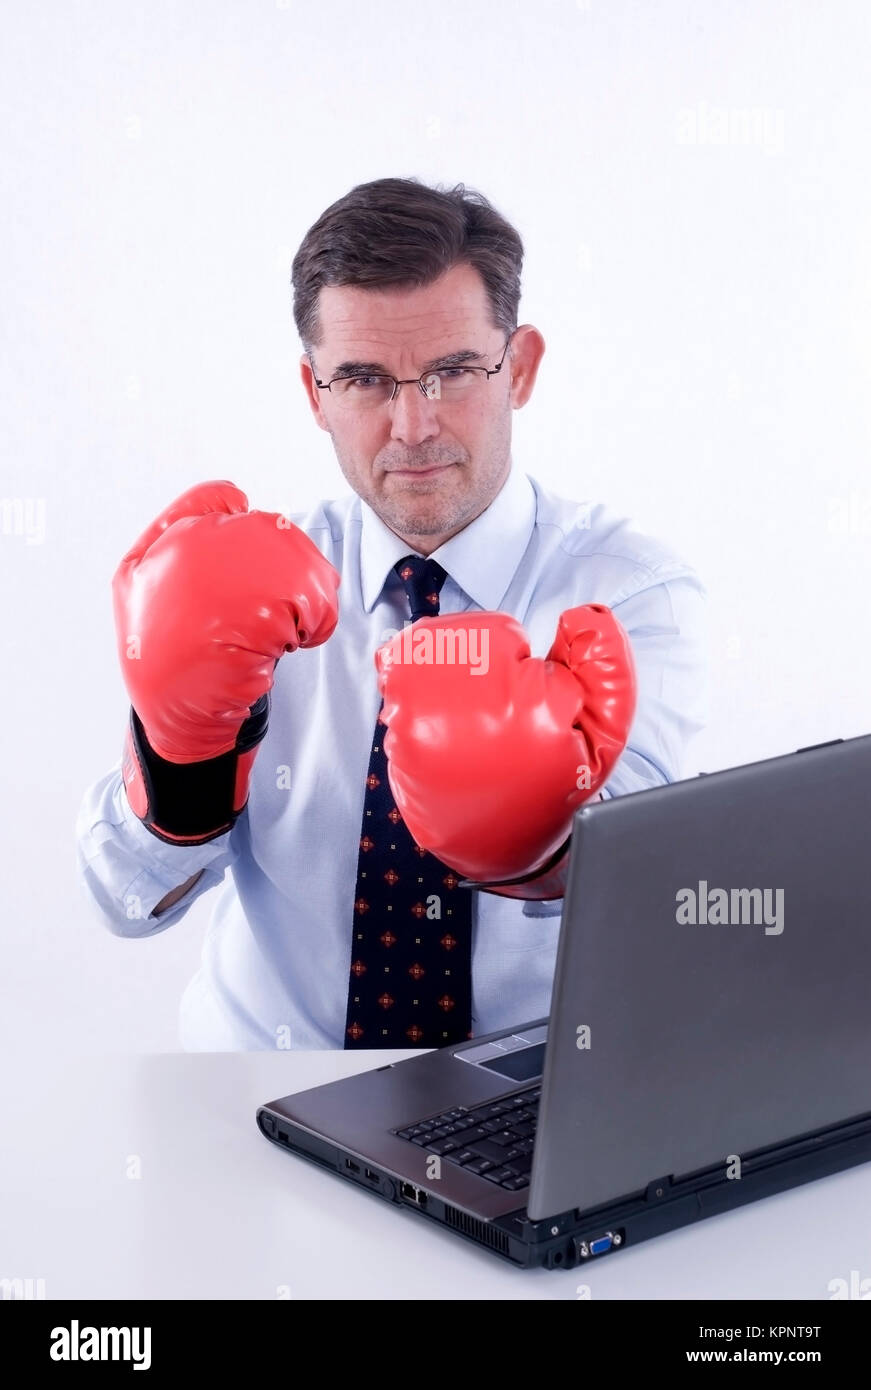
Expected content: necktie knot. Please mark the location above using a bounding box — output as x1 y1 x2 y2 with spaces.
394 554 447 622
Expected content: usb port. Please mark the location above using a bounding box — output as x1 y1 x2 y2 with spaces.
365 1168 378 1182
345 1159 360 1174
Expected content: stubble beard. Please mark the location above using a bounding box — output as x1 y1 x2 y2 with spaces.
332 413 512 541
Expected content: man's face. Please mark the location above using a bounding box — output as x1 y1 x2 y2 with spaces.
300 262 544 551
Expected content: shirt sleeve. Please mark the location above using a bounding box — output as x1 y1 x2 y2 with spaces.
607 566 710 795
75 761 239 938
522 566 709 918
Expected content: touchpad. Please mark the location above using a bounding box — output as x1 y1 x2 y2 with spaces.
454 1023 548 1079
478 1041 546 1082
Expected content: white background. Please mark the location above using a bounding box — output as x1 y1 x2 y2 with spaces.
2 1 870 1065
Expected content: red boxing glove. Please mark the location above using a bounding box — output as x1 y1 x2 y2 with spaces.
375 605 636 898
113 480 340 843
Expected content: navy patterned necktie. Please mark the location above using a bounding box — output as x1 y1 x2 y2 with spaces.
344 555 475 1049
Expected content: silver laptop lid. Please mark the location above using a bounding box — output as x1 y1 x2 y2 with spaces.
528 735 871 1221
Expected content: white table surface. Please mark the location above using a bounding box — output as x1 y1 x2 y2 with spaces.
3 1049 870 1301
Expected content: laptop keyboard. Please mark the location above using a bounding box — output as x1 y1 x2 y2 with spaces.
394 1086 540 1191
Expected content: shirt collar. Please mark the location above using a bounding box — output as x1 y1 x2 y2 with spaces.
359 464 536 613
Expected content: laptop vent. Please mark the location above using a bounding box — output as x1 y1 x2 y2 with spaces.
445 1206 511 1255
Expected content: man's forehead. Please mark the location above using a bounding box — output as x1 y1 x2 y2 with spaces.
315 266 493 359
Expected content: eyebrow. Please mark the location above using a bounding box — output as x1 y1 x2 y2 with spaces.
329 348 487 378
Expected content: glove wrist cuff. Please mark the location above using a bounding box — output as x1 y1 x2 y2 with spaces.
456 833 573 901
121 695 269 845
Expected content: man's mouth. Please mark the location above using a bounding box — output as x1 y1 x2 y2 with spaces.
387 463 456 477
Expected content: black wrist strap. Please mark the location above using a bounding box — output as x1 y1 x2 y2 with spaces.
455 834 573 895
127 695 270 845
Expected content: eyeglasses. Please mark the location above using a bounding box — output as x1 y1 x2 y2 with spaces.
310 332 515 412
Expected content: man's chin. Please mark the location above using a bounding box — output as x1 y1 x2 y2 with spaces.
384 507 461 538
377 476 468 536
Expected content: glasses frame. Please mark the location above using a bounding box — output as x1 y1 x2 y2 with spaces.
310 330 516 406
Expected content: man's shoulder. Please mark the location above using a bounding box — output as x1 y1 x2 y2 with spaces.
526 472 701 589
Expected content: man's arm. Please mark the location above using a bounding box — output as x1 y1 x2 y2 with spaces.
76 765 236 937
603 569 710 798
152 871 204 917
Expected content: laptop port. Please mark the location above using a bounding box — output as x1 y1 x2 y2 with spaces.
364 1168 378 1182
345 1159 360 1174
576 1230 622 1259
400 1182 428 1207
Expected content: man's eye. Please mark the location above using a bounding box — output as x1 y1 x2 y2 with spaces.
436 367 472 380
348 376 382 389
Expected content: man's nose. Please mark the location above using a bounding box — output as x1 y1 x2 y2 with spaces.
388 381 440 445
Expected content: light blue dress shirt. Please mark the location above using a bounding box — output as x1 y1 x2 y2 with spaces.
76 466 709 1050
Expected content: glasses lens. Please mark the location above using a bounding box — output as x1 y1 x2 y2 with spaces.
330 376 395 410
328 367 490 410
421 368 486 402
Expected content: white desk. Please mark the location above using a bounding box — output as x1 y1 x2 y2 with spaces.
3 1050 869 1301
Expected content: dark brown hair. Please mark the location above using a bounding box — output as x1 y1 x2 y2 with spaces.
291 176 523 352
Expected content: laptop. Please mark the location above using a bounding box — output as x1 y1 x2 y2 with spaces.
256 734 871 1270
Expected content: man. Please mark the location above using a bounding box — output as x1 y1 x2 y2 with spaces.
76 176 708 1051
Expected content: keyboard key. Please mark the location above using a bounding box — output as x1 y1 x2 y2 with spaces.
479 1103 513 1121
512 1121 537 1139
426 1138 460 1155
463 1158 496 1175
448 1149 479 1166
488 1129 521 1147
456 1125 490 1145
501 1176 530 1190
464 1138 519 1163
481 1166 515 1184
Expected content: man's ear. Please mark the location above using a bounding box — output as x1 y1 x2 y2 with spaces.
507 325 546 409
300 352 331 432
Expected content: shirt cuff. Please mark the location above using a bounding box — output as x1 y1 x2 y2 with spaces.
107 774 236 924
